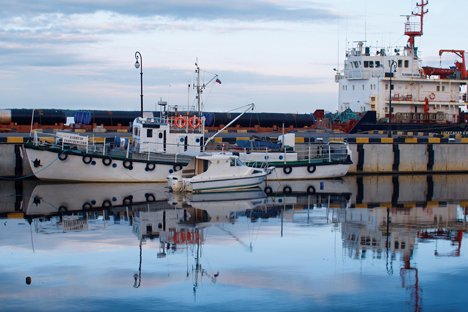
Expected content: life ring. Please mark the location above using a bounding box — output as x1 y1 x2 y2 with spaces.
146 162 156 171
102 199 112 208
145 193 156 202
283 166 292 174
82 155 92 164
187 231 200 243
283 186 292 194
173 164 183 171
102 156 112 166
189 116 201 129
82 202 92 210
123 159 133 170
264 186 272 195
307 186 316 194
58 152 68 161
307 165 316 173
429 92 435 100
174 231 186 244
174 115 187 128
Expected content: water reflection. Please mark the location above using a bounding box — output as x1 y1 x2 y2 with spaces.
0 175 468 311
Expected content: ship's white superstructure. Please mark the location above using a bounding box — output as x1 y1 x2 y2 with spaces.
335 1 467 124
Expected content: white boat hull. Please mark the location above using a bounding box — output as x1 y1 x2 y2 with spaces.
185 174 267 193
265 162 351 181
25 147 184 182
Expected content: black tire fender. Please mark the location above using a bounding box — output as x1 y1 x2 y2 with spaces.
307 165 316 174
82 155 92 164
82 202 92 210
307 186 316 194
146 162 156 171
59 152 68 161
102 156 112 166
123 160 133 170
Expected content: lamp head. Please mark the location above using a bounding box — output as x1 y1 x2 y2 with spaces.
134 60 140 69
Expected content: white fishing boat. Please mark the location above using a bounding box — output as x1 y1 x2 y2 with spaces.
166 152 269 193
23 112 205 182
226 133 352 180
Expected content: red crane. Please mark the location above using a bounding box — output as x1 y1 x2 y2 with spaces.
439 50 468 79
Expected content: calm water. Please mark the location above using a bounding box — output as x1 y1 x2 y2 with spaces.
1 175 468 312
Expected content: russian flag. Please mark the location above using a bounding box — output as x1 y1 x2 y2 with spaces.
216 78 222 84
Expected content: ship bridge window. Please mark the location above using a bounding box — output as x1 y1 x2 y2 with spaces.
364 61 369 68
354 61 359 68
398 60 403 67
147 129 153 138
375 61 381 67
369 61 374 68
404 60 409 68
442 86 445 91
437 86 440 91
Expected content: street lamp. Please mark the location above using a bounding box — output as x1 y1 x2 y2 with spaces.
135 51 143 117
385 60 397 138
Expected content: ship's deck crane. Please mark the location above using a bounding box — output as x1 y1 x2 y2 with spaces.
439 50 468 80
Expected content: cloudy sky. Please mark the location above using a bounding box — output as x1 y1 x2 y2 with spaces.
0 0 466 114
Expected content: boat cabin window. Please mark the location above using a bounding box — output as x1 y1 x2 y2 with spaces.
398 60 403 67
375 61 381 67
230 158 245 167
404 60 409 68
134 127 140 137
364 61 369 68
158 132 163 139
147 129 153 138
369 61 374 68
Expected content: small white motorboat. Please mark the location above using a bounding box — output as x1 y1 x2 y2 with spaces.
166 152 270 193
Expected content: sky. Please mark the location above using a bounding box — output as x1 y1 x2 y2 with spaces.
1 0 467 114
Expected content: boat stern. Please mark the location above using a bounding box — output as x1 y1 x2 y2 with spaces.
166 175 184 192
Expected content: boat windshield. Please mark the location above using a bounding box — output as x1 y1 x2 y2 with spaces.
230 158 245 167
236 158 245 167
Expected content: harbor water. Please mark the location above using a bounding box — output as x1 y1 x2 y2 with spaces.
1 175 467 312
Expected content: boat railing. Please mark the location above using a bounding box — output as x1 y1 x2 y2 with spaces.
31 131 111 155
295 142 350 163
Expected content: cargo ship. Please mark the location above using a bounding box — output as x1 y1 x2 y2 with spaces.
334 1 468 134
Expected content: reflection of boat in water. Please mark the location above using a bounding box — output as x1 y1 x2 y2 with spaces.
262 178 351 196
25 182 168 217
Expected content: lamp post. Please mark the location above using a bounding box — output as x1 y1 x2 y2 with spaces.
385 60 397 138
134 51 143 117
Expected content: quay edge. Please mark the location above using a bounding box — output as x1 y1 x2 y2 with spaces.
1 134 468 177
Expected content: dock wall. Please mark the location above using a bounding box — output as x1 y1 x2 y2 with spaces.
347 141 468 174
1 136 468 177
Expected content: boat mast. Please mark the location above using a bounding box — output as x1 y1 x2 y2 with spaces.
196 60 201 117
193 59 219 117
404 0 428 51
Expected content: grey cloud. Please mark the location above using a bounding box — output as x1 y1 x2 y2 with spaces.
1 0 339 22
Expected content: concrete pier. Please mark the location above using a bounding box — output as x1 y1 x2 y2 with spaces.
1 135 468 177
